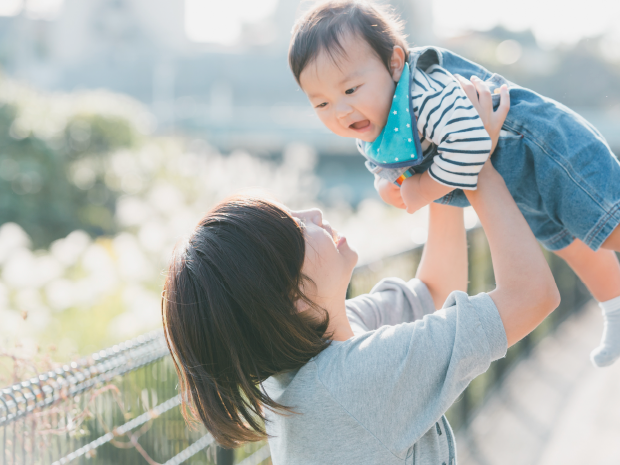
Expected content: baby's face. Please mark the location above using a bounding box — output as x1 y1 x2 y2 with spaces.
299 32 398 143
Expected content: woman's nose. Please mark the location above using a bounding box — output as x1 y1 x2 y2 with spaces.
309 208 323 227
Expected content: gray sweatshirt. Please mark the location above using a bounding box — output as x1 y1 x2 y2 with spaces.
263 278 507 464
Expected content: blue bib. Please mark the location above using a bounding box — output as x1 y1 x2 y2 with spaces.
361 62 423 168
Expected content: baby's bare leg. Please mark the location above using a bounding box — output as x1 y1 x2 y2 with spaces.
602 224 620 251
554 239 620 367
554 239 620 302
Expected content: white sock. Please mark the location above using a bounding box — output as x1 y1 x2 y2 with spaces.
591 295 620 367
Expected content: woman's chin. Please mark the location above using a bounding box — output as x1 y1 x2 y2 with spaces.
341 241 359 267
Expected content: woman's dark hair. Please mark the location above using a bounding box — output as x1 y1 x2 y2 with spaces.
289 0 410 85
162 197 330 448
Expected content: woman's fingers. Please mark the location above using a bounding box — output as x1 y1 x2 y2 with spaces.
471 76 492 111
495 84 510 120
454 74 479 110
456 75 510 143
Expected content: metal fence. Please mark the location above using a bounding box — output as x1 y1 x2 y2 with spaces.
0 331 215 465
1 227 591 464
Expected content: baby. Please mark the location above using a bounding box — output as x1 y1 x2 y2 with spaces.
288 0 620 367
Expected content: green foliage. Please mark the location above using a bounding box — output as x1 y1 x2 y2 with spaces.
0 103 139 248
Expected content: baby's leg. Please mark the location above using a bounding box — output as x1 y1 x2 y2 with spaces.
602 224 620 251
554 239 620 367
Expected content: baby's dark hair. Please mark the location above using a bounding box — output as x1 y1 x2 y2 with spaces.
289 0 409 85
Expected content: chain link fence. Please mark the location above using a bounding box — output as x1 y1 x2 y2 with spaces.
1 227 591 464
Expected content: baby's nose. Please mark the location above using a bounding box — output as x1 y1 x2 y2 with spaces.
335 102 354 118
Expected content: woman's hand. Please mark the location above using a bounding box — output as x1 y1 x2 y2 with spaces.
375 175 406 209
454 75 510 154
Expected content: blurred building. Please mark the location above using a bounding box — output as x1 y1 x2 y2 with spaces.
0 0 436 153
1 0 618 155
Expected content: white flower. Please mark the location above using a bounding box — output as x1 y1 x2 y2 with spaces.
406 123 410 128
395 158 399 161
411 154 415 158
394 128 399 132
393 110 397 115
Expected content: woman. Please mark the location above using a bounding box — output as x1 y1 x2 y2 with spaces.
162 79 560 464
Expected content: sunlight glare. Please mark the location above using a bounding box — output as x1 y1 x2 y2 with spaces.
433 0 620 48
0 0 23 16
185 0 279 45
25 0 65 20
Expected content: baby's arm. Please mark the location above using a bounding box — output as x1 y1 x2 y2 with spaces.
375 175 407 209
400 171 453 213
395 67 509 213
375 171 451 212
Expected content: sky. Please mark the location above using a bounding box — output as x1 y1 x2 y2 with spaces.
186 0 620 49
433 0 620 49
1 0 619 49
185 0 279 44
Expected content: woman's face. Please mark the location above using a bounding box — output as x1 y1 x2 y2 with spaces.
289 208 358 307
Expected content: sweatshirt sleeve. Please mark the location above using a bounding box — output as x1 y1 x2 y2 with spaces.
321 290 507 458
412 64 492 190
345 278 436 334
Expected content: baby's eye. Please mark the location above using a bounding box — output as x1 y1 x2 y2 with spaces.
345 87 358 95
315 102 327 109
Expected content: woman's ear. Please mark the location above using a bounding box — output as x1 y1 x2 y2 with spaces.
390 46 406 82
295 298 310 313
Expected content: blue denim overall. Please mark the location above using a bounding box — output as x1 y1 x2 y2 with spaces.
405 46 620 251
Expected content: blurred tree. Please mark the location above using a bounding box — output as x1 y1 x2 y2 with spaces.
0 105 139 248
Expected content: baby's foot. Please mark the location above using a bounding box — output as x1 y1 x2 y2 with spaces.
591 298 620 367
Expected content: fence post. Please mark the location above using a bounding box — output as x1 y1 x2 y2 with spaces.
216 445 234 465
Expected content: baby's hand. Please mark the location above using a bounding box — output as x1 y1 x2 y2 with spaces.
454 74 510 154
375 175 406 209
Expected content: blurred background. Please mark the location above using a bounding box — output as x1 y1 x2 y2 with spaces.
0 1 619 463
1 0 619 357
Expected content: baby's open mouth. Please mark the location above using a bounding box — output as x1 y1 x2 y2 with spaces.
350 120 370 130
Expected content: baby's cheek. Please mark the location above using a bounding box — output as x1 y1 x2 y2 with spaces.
374 87 395 124
319 114 341 135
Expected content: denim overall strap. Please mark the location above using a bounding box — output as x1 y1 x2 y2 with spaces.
408 46 444 71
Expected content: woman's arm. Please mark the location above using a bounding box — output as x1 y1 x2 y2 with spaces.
466 162 560 346
460 78 560 347
415 203 467 308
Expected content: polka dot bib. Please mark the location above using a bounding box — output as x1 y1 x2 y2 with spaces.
362 62 423 168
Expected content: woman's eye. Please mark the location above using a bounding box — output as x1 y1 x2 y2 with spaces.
316 102 327 109
345 87 357 95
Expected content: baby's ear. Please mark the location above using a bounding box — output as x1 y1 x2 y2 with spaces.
390 46 406 82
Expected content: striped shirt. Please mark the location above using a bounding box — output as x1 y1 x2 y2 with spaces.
412 64 491 190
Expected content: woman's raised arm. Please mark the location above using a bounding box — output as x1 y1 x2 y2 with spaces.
461 78 560 347
467 162 560 346
415 204 467 309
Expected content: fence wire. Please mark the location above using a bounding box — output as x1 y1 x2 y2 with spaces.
1 227 591 465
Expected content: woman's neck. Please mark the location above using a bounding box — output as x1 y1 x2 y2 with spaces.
325 298 355 341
